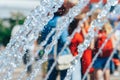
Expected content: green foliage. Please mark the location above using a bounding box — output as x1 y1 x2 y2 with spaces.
0 13 25 46
0 20 11 46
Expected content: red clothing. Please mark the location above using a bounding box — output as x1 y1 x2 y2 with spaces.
90 0 107 4
70 32 93 74
70 32 84 56
95 30 113 57
112 58 120 66
81 49 94 74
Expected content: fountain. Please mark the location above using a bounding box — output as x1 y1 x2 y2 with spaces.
0 0 120 80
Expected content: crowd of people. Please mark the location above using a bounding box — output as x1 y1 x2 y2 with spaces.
7 0 120 80
27 0 120 80
26 0 120 80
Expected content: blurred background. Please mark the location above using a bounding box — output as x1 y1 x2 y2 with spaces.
0 0 120 50
0 0 39 48
0 0 120 80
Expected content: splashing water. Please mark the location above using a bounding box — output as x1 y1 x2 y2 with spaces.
82 20 120 80
0 0 64 79
26 0 90 79
0 0 120 80
44 1 103 80
64 0 119 80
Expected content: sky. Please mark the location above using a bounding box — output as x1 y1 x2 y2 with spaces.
0 0 39 18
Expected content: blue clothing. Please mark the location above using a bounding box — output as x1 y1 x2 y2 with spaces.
40 15 74 80
40 15 69 55
93 57 111 69
41 16 59 46
47 59 67 80
113 50 120 59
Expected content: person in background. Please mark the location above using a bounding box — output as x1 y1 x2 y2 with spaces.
68 15 82 80
11 25 21 37
11 25 34 75
93 22 114 80
69 12 94 80
33 35 48 79
80 15 95 80
111 20 120 76
39 0 78 80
